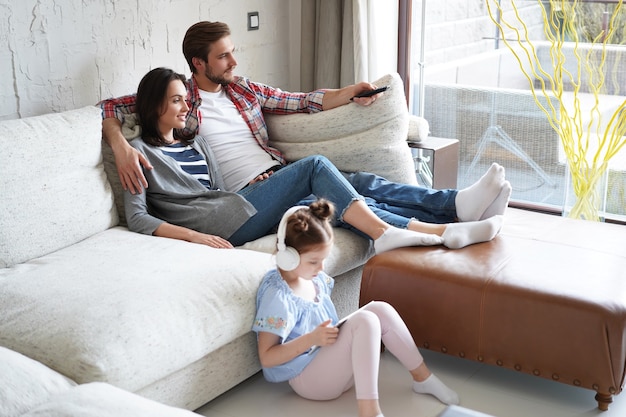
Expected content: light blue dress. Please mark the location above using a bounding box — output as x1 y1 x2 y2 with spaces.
252 269 339 382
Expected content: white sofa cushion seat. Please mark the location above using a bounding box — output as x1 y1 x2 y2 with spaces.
0 227 274 392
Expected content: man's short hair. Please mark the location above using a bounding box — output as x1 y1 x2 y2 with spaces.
183 21 231 73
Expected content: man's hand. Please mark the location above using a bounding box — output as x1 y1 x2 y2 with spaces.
102 117 152 194
322 81 382 110
246 168 279 187
114 145 152 195
350 82 384 106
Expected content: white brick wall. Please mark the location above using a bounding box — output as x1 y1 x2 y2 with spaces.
0 0 298 120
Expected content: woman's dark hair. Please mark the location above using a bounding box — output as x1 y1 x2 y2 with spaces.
284 199 335 254
183 21 231 74
135 67 191 146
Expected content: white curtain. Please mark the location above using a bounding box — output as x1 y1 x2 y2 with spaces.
300 0 397 91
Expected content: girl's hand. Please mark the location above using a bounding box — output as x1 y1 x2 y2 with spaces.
311 319 339 347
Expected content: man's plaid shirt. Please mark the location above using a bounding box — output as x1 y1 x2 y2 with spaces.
100 75 326 165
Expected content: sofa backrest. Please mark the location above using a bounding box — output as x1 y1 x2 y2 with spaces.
0 106 118 268
265 72 418 185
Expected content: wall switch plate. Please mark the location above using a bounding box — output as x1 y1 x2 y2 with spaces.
247 12 259 31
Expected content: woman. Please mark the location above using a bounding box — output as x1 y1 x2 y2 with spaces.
124 67 503 251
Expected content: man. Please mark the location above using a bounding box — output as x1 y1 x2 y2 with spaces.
101 21 511 231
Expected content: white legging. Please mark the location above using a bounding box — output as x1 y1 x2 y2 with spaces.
288 301 423 401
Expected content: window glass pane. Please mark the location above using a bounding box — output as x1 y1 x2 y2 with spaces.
410 0 626 221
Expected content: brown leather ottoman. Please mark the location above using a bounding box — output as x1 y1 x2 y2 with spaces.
360 208 626 410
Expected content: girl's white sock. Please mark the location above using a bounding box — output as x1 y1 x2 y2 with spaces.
441 215 503 249
374 227 442 254
412 374 460 405
455 163 505 222
480 181 512 220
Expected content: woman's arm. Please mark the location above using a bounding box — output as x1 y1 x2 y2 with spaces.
256 320 336 368
154 223 233 249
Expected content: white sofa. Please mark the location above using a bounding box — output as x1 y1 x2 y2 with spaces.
0 72 427 414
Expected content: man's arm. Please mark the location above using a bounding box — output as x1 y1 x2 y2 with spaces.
102 117 152 194
100 93 152 194
321 81 381 110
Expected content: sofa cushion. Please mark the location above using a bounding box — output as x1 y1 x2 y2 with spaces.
0 227 273 393
266 72 418 185
0 347 77 417
21 382 200 417
0 106 118 267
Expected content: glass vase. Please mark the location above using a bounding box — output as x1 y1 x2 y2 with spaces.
563 163 608 221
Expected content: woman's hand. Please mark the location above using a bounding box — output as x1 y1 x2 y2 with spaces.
189 231 234 249
154 223 234 249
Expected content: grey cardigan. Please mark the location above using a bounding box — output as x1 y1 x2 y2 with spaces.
124 136 257 239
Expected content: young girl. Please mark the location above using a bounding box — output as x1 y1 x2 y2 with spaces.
252 200 459 417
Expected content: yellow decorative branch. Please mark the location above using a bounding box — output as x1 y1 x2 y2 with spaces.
486 0 626 221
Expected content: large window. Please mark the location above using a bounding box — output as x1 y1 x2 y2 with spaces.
405 0 626 221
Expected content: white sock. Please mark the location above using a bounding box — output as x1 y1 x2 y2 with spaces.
441 215 503 249
455 163 505 222
374 227 443 255
480 181 512 220
413 374 460 405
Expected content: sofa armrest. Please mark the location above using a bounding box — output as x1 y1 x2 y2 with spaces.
266 73 418 185
408 114 429 142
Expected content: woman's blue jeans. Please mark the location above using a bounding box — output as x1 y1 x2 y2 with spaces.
229 155 362 246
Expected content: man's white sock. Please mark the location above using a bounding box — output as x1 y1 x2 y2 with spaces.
441 215 503 249
480 181 512 220
455 163 505 222
374 227 442 254
413 374 460 405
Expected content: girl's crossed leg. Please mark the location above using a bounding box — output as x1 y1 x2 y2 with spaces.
288 301 459 417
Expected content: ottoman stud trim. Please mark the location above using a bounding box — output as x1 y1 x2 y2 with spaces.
551 374 560 381
514 364 522 371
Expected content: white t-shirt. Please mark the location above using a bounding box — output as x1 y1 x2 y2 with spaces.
197 89 277 192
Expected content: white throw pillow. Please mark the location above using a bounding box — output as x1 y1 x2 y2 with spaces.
0 347 77 417
266 72 417 185
0 106 118 267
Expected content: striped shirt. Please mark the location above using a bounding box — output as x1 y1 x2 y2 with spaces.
159 143 213 189
99 75 326 165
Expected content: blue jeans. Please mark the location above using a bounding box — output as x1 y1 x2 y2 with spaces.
229 155 362 246
343 172 459 226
